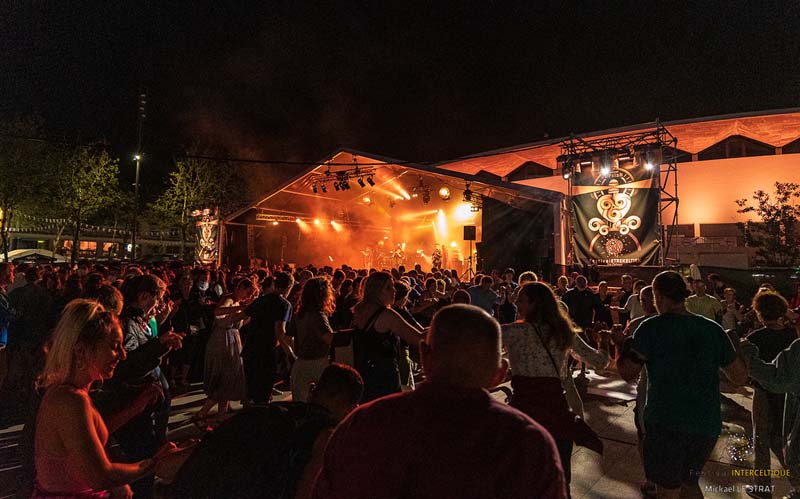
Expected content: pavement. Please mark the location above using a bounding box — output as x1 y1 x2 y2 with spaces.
0 372 793 499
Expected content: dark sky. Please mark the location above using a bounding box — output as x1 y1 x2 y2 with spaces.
2 1 799 188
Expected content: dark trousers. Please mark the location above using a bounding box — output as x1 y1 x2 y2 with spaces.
243 350 276 404
556 439 573 498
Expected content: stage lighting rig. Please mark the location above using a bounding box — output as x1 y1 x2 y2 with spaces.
320 183 327 193
438 186 451 201
411 177 431 204
463 183 473 202
312 184 318 194
309 162 376 194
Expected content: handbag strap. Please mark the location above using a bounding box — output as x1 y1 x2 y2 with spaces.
531 323 562 379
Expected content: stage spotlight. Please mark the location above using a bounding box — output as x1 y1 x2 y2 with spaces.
463 183 473 202
295 218 301 223
342 180 351 190
562 167 571 180
272 221 279 226
367 176 375 186
600 165 611 176
422 191 431 204
334 182 341 191
645 162 654 171
312 184 318 194
314 219 320 225
362 196 371 204
357 177 366 188
320 183 327 193
438 186 451 201
455 203 473 221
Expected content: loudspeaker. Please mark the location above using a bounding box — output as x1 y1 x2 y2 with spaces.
463 225 476 241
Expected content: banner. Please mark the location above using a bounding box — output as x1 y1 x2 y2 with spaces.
195 213 219 264
571 163 660 265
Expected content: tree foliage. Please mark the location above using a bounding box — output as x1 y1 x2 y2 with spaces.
149 154 246 258
43 146 124 263
0 117 48 260
736 182 800 267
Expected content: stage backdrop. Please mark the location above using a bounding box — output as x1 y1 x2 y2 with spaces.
571 162 659 265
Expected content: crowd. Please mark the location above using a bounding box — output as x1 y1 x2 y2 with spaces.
0 258 799 499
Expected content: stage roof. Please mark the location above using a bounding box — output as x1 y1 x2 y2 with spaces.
226 148 563 226
436 108 800 177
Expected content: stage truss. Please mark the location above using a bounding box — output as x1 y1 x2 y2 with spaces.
559 123 679 266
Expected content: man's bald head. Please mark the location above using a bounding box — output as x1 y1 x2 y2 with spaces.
421 304 507 388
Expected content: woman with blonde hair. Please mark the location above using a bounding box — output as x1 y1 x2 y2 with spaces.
34 299 177 499
501 282 608 490
290 277 336 401
351 272 423 402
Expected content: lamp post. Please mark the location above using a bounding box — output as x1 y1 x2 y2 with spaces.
131 91 146 260
131 153 141 260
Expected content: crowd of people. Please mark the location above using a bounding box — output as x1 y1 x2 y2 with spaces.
0 258 799 499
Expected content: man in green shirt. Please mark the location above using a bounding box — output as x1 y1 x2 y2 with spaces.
686 280 723 323
618 271 748 499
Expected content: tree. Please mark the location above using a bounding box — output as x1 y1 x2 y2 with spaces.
150 154 246 260
44 146 123 264
736 182 800 267
0 117 47 261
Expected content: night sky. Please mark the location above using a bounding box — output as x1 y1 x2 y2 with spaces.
2 1 799 192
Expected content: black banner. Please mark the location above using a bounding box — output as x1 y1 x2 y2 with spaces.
571 163 659 265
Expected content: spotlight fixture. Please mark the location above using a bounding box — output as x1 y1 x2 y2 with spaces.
333 182 341 191
422 191 431 204
312 184 318 194
320 183 327 193
357 177 366 188
600 165 611 176
342 180 351 190
438 186 451 201
562 168 571 180
367 176 375 186
463 183 473 202
645 162 654 171
272 221 279 226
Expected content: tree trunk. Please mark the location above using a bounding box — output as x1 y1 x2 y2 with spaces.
71 210 81 266
180 224 187 261
53 224 66 260
0 204 8 263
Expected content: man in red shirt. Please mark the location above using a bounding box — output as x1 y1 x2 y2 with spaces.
312 304 568 499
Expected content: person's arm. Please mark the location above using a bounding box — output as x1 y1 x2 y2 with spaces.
113 337 170 382
376 308 424 347
743 338 800 393
275 320 295 358
569 333 609 369
54 390 157 489
719 329 748 386
213 299 248 328
102 383 164 434
318 313 335 346
617 323 651 384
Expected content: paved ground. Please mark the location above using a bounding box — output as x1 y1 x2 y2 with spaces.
1 372 793 498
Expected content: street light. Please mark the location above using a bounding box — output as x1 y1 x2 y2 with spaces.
131 153 142 260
